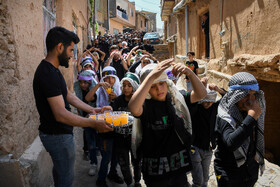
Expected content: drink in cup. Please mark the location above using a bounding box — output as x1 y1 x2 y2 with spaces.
106 116 112 124
98 114 105 121
90 115 97 120
120 113 128 125
106 88 112 94
112 115 120 126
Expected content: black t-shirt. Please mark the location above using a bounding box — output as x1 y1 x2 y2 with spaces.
122 47 130 55
185 60 199 80
81 90 89 117
142 44 155 54
33 60 73 134
137 95 192 180
185 92 219 150
111 59 126 80
112 94 129 112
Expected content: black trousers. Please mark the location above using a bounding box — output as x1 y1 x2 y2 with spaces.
115 134 142 185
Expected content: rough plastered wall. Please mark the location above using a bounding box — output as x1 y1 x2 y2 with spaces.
209 0 280 59
176 14 186 56
187 5 199 55
56 0 89 92
0 0 43 158
168 15 177 37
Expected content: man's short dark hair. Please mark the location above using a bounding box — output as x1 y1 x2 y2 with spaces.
46 26 80 52
187 52 195 56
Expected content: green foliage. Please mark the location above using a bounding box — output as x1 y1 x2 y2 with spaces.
89 0 94 28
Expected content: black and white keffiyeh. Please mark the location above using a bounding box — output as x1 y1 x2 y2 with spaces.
218 72 266 175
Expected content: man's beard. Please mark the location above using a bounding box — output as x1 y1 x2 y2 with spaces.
58 48 70 68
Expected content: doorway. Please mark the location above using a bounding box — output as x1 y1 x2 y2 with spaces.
259 80 280 166
198 11 209 59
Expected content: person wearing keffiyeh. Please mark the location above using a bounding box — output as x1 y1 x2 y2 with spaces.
214 72 266 187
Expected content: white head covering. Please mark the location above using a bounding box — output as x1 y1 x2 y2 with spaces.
139 63 192 134
96 66 121 107
136 58 154 77
198 86 217 104
122 41 128 47
120 72 140 92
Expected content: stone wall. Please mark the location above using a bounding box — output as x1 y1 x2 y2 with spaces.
208 53 280 82
153 44 169 62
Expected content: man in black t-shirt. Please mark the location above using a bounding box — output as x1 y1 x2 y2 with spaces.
33 27 113 187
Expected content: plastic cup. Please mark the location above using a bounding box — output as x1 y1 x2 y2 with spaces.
89 115 97 120
120 113 128 125
106 117 112 124
106 88 112 95
104 110 111 116
112 115 120 126
98 114 105 121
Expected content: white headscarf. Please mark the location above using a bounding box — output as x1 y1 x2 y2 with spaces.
96 66 121 107
120 72 140 92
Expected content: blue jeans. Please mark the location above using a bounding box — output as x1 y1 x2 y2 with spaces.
97 136 118 181
39 132 75 187
190 146 213 187
84 127 98 165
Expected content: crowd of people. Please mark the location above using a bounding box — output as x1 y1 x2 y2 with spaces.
33 26 266 187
